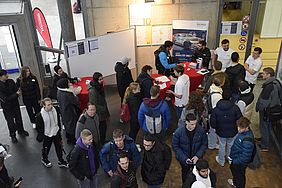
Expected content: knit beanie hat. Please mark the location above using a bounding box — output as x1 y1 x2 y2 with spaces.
239 80 249 92
54 65 62 74
121 57 131 65
56 78 68 89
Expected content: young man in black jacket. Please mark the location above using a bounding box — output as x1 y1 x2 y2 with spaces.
115 57 134 105
0 69 29 143
111 152 138 188
192 41 211 69
182 159 216 188
69 129 100 188
141 134 172 188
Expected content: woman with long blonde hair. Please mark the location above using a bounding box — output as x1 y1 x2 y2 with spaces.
123 82 142 141
16 66 41 128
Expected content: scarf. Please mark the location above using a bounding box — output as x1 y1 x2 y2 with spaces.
76 137 95 175
192 166 212 187
41 107 59 137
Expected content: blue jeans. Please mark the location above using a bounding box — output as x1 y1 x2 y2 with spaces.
175 106 184 120
148 184 161 188
218 136 235 165
259 111 272 149
78 176 97 188
208 128 218 149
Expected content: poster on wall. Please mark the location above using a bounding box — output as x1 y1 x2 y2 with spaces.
172 20 209 62
136 26 152 46
129 3 151 26
221 21 242 35
152 25 172 45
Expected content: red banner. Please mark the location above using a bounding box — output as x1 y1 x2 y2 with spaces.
33 7 53 48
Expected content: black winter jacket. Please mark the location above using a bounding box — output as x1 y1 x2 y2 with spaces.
211 99 242 138
141 142 172 185
115 62 133 97
69 142 100 180
136 72 154 98
182 168 217 188
225 64 246 94
16 76 41 102
0 79 19 109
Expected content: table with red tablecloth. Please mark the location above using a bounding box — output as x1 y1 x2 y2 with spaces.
151 62 205 99
74 76 92 111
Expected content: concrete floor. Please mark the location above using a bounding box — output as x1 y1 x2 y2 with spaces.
1 82 282 188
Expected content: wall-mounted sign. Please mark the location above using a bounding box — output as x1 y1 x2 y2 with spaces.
221 21 242 35
241 30 247 36
239 37 247 43
238 44 246 50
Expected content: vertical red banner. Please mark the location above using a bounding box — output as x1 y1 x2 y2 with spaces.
33 7 53 48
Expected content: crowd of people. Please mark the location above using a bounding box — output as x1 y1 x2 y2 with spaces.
0 38 281 188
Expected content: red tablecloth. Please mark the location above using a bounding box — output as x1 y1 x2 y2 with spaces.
151 74 172 99
74 77 92 111
181 62 205 91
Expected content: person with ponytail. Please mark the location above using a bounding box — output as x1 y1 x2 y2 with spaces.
123 82 142 141
88 72 110 144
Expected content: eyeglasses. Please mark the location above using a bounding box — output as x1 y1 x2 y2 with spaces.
143 143 153 148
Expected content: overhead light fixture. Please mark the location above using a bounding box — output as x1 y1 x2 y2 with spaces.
145 0 154 2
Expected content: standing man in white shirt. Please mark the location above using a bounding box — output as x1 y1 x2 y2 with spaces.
212 39 234 71
166 65 190 119
244 47 263 92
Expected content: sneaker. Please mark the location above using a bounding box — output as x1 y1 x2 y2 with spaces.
58 160 69 168
215 156 224 167
41 158 52 168
32 124 36 129
18 130 29 136
11 136 18 143
119 119 124 124
227 179 235 187
208 144 219 150
258 144 269 152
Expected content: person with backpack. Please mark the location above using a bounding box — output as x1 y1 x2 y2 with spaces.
114 57 134 106
75 103 100 147
141 133 172 188
236 80 254 120
210 93 242 167
228 117 255 188
166 65 190 119
256 67 282 151
123 82 142 141
99 129 141 177
154 40 177 77
136 65 154 98
172 113 208 184
36 98 69 168
207 76 224 150
138 86 171 141
225 52 246 102
69 129 100 188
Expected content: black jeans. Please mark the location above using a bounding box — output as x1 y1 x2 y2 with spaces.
230 163 247 188
3 106 25 137
180 163 193 184
129 120 140 141
99 120 107 144
24 99 41 123
42 133 63 161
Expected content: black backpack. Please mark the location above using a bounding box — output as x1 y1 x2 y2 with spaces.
242 137 261 170
154 48 165 73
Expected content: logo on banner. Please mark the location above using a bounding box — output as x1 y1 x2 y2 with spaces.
33 7 53 48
